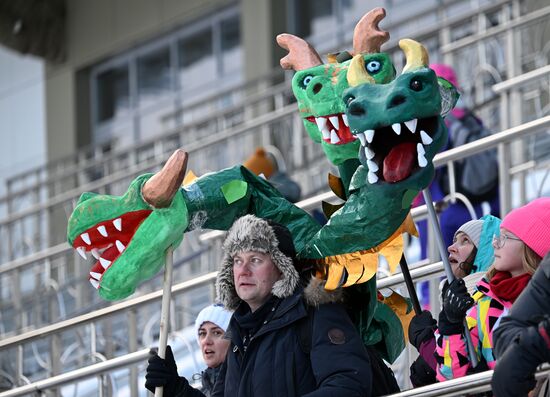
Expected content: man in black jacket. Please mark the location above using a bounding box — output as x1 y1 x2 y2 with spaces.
146 214 373 396
492 252 550 397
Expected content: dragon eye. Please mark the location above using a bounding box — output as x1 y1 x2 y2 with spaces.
345 95 355 106
302 75 313 87
365 60 381 74
410 78 423 91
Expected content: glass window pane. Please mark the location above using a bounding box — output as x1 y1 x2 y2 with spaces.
137 46 171 107
178 28 215 92
220 15 242 76
96 64 130 123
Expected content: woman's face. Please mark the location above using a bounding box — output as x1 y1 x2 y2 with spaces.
198 321 230 368
448 232 475 278
492 228 525 276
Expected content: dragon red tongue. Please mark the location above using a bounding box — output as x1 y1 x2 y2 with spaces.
383 142 416 182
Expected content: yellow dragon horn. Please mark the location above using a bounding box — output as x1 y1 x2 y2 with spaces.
347 54 375 87
399 39 429 73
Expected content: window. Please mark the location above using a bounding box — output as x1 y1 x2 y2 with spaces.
90 6 242 149
96 64 130 123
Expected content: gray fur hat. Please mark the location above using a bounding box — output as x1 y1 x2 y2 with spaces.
216 215 300 310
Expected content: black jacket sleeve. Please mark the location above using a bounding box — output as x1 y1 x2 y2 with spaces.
302 303 373 397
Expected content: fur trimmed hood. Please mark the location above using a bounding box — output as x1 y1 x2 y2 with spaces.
216 215 300 310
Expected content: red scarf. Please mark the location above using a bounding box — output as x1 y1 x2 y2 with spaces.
489 271 531 303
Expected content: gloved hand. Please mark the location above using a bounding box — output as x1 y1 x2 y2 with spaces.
491 342 537 397
408 310 437 349
145 345 190 396
438 309 463 336
409 356 436 387
442 278 474 323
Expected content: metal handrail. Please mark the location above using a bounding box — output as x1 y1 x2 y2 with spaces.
493 64 550 93
0 271 216 350
387 365 550 397
0 349 150 397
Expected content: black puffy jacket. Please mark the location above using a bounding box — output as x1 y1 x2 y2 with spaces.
211 290 372 397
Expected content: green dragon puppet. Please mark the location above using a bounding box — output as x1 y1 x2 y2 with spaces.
66 8 457 363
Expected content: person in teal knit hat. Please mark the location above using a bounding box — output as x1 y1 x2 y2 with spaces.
407 214 501 387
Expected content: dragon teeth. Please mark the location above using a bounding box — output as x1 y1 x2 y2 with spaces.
90 271 102 280
391 123 401 135
417 143 428 167
90 279 100 289
367 171 379 184
364 146 375 160
91 248 100 259
329 116 339 130
342 114 349 127
365 129 375 143
315 117 327 130
404 119 418 133
97 226 108 237
330 130 340 144
99 257 111 270
113 218 122 231
420 130 433 145
316 117 330 139
367 160 379 172
81 233 91 245
116 240 125 253
76 247 87 260
357 132 366 146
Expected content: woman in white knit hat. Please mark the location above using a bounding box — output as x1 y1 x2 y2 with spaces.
146 303 232 397
194 304 233 395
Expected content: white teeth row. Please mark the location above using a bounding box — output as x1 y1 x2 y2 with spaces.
314 114 349 141
77 239 125 262
79 218 122 246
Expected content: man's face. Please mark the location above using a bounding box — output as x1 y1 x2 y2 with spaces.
232 251 281 312
198 321 230 369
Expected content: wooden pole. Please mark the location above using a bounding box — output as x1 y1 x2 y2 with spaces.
155 247 174 397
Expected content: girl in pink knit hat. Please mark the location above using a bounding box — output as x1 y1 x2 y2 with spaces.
435 197 550 382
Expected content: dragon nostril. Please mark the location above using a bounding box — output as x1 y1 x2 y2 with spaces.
348 102 366 116
312 83 322 94
388 94 406 109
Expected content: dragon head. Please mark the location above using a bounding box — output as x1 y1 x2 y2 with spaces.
343 39 458 196
277 8 395 165
66 150 189 300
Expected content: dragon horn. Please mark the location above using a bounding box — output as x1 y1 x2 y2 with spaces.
353 7 390 54
142 149 188 208
276 33 323 71
347 54 375 87
399 39 429 73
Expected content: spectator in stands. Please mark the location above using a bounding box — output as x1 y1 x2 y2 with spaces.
243 147 302 203
408 215 500 387
435 197 550 382
492 252 550 397
146 303 232 397
414 63 500 258
145 214 373 396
